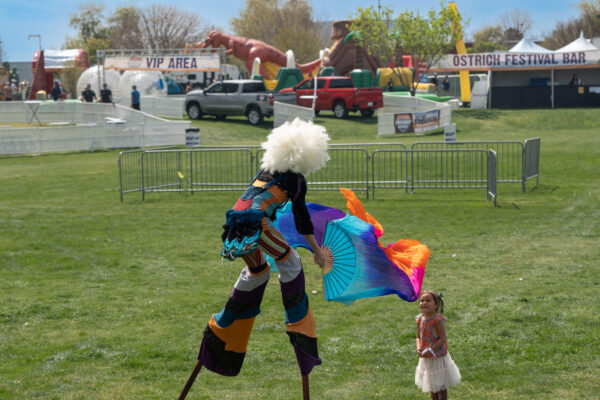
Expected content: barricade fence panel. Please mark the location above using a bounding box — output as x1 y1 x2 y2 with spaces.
118 147 178 202
254 148 369 196
523 137 540 191
189 149 255 192
330 142 407 153
142 150 186 199
488 150 497 206
411 141 524 184
371 150 410 196
308 148 370 196
138 149 256 199
410 149 489 190
119 141 539 204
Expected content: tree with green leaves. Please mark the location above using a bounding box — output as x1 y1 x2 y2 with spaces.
470 25 508 53
349 3 463 96
543 0 600 49
231 0 327 64
63 3 110 64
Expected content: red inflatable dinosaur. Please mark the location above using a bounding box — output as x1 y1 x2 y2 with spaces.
188 30 321 78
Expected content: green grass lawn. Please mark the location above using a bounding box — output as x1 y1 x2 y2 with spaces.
1 108 599 399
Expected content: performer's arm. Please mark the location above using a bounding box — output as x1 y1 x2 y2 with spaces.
304 234 325 268
291 176 325 268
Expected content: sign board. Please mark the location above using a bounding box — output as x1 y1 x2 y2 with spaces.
393 109 441 134
185 128 200 147
105 54 220 72
444 123 457 142
433 50 600 71
413 110 440 133
394 113 414 133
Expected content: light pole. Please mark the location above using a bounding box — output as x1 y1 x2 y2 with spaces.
28 34 42 50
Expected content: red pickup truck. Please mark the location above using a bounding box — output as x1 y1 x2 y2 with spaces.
280 76 383 118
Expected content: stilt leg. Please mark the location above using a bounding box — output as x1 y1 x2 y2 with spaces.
302 374 310 400
178 361 203 400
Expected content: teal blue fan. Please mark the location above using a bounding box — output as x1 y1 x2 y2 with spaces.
321 217 358 301
320 215 422 305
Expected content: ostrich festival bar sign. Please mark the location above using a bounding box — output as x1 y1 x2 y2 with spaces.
104 54 220 72
433 50 600 71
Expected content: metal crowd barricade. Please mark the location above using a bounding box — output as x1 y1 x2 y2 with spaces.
255 147 370 197
371 148 496 206
118 142 521 207
523 137 540 192
188 149 255 192
371 149 410 196
118 146 177 202
411 141 524 186
488 150 497 207
309 148 370 196
410 149 489 191
140 148 256 200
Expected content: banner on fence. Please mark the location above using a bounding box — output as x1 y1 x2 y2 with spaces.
105 54 220 72
393 110 440 134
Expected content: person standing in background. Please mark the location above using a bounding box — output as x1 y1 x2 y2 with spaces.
442 75 450 96
80 83 97 103
100 83 114 105
19 81 28 100
11 79 18 101
431 73 439 95
130 85 140 110
4 81 13 101
50 82 63 101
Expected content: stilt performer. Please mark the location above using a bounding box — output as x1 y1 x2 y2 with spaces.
180 118 330 399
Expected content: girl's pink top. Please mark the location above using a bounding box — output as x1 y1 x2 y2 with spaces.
416 313 448 358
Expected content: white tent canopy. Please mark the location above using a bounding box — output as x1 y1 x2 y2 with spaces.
509 38 552 53
556 31 599 52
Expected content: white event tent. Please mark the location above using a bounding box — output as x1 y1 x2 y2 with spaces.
508 38 552 53
556 31 599 52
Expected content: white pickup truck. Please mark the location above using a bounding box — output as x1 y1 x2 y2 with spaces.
185 80 278 125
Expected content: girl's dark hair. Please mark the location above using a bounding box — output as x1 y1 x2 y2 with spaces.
420 290 444 313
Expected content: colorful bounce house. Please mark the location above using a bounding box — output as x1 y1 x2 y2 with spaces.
188 20 449 101
31 49 89 99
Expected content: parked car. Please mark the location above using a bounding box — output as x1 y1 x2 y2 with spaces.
185 80 275 125
279 76 383 118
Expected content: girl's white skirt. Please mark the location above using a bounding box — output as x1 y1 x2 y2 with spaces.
415 352 461 393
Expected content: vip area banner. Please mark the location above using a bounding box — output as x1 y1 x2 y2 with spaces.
104 54 220 72
434 50 600 71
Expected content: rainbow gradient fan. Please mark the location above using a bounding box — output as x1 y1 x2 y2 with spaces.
266 189 429 304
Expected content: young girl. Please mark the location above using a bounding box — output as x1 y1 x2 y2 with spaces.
415 290 461 400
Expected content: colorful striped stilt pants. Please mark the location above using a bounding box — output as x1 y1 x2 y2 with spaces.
198 218 321 376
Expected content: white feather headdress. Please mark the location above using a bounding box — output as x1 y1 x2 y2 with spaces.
261 118 330 176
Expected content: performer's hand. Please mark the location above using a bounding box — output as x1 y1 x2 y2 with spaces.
313 249 326 269
303 234 326 269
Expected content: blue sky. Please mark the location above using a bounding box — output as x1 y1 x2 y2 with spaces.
0 0 581 61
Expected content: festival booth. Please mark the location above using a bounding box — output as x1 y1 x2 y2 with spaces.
432 34 600 109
